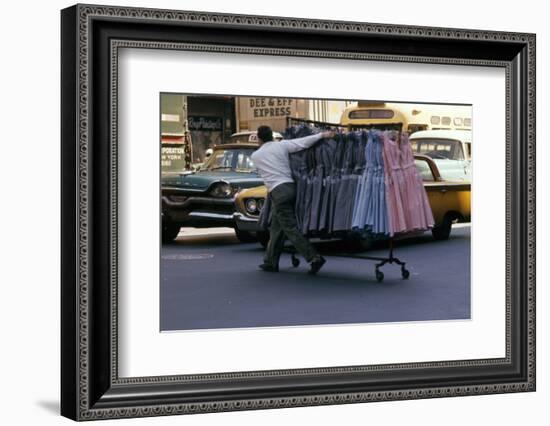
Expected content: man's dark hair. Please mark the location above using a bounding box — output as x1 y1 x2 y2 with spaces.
256 125 273 144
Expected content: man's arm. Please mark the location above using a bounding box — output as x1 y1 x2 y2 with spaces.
281 131 335 154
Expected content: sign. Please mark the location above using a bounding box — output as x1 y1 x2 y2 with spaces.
188 116 223 131
161 113 181 122
237 97 307 132
161 144 187 172
248 97 293 118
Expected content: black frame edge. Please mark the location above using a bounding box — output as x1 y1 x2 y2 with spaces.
508 41 535 389
61 4 79 421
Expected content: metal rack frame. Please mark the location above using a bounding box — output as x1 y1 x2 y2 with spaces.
288 239 409 282
284 118 411 282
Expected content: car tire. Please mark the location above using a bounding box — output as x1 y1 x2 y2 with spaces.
256 231 270 248
162 223 181 243
235 229 258 243
432 216 452 241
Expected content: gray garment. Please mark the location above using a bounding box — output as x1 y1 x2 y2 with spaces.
332 173 351 231
318 175 332 232
332 135 356 231
264 183 318 266
251 133 324 192
317 140 337 232
308 143 328 232
308 165 324 232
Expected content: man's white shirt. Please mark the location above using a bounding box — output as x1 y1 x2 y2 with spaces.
250 133 323 192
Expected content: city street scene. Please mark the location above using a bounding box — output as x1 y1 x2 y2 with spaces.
160 94 472 331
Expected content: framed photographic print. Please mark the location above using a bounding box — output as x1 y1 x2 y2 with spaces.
61 3 536 421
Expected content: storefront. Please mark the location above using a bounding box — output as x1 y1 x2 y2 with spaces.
160 94 356 173
187 96 236 166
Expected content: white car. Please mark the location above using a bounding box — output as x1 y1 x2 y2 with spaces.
409 129 471 181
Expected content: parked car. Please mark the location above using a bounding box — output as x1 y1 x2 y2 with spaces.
161 143 264 242
415 154 471 239
233 154 471 245
409 129 471 181
187 131 283 171
226 130 283 144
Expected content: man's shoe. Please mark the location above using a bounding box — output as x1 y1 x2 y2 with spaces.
308 256 326 275
259 263 279 272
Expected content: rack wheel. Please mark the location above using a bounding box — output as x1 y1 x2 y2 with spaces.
401 267 410 279
291 256 300 268
375 269 384 282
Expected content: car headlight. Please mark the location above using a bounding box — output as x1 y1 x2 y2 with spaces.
257 198 265 211
245 198 258 214
209 182 236 198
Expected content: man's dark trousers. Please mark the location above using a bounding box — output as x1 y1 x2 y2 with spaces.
264 182 318 267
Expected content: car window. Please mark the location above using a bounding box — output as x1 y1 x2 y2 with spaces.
236 152 255 171
410 138 465 160
407 124 428 133
206 150 234 169
415 159 435 181
202 148 256 172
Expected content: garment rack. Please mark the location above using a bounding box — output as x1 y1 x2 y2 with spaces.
287 238 409 282
280 122 418 282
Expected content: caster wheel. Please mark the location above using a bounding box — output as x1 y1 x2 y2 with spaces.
401 267 410 279
375 270 384 282
292 257 300 268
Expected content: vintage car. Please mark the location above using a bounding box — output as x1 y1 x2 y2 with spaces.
226 130 283 144
161 142 264 243
409 129 471 182
233 154 470 245
186 131 283 171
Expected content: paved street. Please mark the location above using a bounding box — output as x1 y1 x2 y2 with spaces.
160 225 471 331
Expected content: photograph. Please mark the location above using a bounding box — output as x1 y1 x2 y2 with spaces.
160 94 472 331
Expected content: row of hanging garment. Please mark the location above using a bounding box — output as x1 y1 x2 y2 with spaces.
350 128 435 237
258 125 434 238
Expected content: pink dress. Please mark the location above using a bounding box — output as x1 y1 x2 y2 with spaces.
382 133 407 236
398 133 435 231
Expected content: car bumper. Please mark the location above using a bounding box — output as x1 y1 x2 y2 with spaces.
162 195 236 227
233 212 263 232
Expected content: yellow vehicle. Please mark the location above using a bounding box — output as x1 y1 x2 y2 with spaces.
340 102 472 134
233 154 470 244
416 154 470 239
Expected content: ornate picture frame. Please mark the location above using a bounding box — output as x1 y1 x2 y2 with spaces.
61 4 535 421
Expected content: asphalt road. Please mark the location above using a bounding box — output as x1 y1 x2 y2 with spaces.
160 225 471 331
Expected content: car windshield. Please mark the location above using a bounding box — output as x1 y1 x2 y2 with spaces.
410 138 465 160
200 148 257 172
